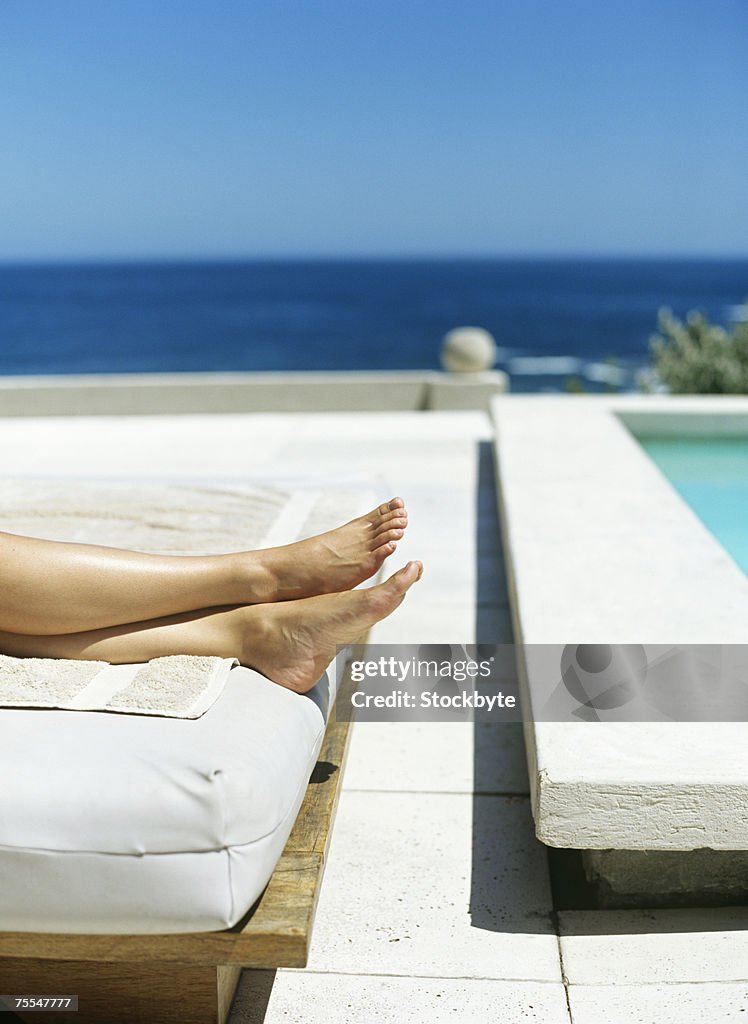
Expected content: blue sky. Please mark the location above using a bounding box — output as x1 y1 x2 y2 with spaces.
1 0 746 259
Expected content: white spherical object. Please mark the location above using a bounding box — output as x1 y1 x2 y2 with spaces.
440 326 497 373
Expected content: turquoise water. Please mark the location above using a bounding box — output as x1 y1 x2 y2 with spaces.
639 436 748 575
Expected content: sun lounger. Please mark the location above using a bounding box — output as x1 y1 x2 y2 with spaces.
0 478 373 1023
0 649 359 1024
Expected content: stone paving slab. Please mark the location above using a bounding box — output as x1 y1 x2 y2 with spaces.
344 721 529 796
0 411 492 479
559 908 748 985
567 982 748 1023
230 971 571 1024
303 790 560 982
367 601 513 645
269 433 492 490
392 543 509 606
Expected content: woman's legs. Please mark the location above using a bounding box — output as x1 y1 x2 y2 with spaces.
0 561 424 694
0 498 408 636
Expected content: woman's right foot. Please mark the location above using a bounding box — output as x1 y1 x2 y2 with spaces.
240 560 423 693
238 497 410 603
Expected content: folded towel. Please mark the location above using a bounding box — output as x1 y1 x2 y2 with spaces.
0 654 238 719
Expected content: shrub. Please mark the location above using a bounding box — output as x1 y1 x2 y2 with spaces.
649 304 748 394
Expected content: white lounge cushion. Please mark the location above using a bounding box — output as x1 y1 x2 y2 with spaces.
0 662 337 934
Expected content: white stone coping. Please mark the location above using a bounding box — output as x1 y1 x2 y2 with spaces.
491 394 748 850
0 370 507 416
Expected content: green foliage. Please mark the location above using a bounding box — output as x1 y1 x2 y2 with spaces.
649 304 748 394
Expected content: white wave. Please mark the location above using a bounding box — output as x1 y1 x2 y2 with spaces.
583 361 628 385
506 355 583 376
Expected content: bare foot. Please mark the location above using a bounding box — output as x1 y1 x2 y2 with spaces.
240 560 423 693
244 497 409 602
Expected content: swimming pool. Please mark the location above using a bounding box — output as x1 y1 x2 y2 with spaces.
638 435 748 576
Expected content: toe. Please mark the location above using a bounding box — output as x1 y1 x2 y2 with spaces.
374 513 407 536
368 538 398 565
371 497 406 525
391 560 422 591
375 497 403 514
373 528 404 549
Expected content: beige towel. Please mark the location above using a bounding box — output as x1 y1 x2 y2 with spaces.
0 654 238 719
0 478 376 555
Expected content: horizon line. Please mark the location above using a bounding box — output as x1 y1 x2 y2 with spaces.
2 251 748 266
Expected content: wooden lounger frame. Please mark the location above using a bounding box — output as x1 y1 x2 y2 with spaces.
0 654 360 1024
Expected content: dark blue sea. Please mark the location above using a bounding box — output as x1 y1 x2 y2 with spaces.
1 258 746 392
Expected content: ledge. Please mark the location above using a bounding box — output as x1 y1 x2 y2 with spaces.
491 394 748 853
0 370 507 417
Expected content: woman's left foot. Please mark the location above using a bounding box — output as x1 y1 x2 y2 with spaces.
241 497 409 602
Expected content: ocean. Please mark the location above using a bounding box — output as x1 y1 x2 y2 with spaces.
1 258 746 392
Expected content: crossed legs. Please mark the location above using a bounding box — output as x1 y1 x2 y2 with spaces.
0 498 423 693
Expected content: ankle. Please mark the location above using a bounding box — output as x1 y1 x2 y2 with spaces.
227 551 277 605
236 604 273 667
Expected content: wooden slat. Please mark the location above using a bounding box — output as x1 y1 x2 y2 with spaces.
217 964 243 1024
284 710 354 856
0 645 358 970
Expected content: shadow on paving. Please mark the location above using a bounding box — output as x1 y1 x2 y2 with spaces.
469 441 554 936
229 968 276 1024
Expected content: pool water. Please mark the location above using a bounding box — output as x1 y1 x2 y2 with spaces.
638 436 748 576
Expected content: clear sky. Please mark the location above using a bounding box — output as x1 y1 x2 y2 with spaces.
1 0 746 260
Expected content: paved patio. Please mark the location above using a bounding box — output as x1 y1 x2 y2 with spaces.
0 409 746 1022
